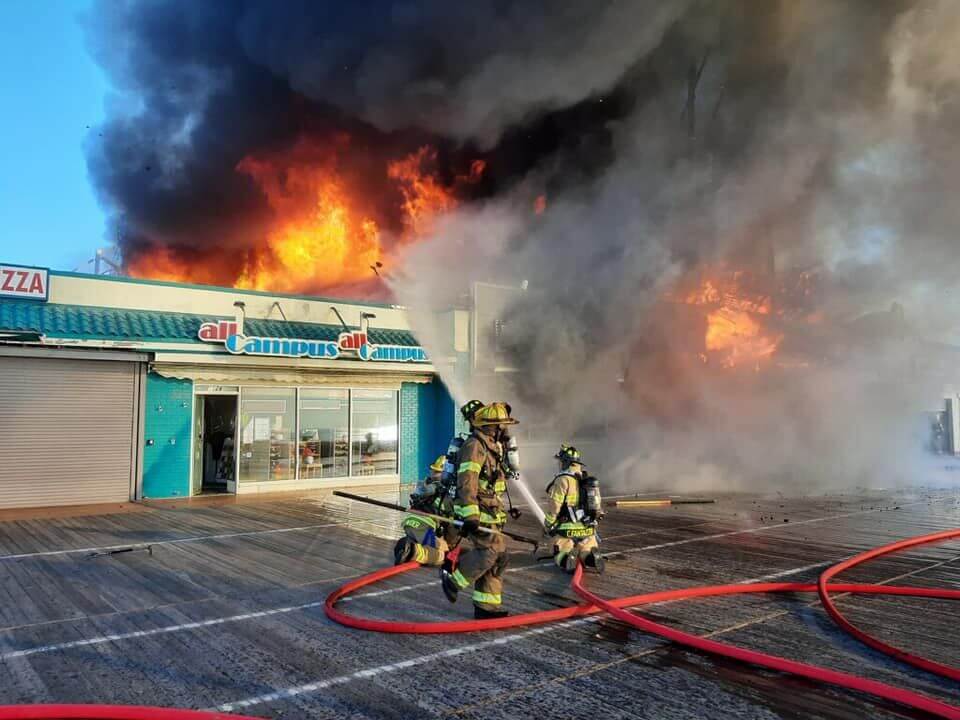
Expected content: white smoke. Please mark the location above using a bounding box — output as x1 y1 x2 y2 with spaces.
392 1 960 493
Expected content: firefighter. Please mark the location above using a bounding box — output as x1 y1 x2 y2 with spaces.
545 445 605 574
439 399 485 481
440 402 517 619
394 455 458 566
399 400 485 572
461 399 484 427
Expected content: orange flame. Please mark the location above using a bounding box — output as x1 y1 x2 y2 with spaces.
682 270 783 369
125 246 230 287
235 147 381 293
126 139 478 296
704 307 782 369
387 146 459 240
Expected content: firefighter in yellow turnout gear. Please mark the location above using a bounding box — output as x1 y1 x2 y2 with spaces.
394 455 458 566
545 445 605 573
440 402 518 619
394 401 484 567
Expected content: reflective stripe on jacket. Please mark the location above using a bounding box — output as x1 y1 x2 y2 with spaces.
454 430 507 525
404 493 453 531
544 472 593 538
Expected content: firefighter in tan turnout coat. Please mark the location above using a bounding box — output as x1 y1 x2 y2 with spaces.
393 455 457 567
545 445 605 573
440 402 517 619
394 400 485 567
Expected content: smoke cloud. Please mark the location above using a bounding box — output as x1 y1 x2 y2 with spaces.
390 0 960 492
86 1 960 491
84 0 684 284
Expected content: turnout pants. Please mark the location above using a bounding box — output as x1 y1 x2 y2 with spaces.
554 534 599 571
450 530 507 610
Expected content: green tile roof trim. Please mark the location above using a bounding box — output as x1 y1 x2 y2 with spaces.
0 299 421 347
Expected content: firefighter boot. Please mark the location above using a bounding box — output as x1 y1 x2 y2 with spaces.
584 550 606 574
440 569 460 603
474 605 509 620
393 537 415 565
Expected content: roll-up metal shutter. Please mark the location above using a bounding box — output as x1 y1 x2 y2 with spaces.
0 356 140 508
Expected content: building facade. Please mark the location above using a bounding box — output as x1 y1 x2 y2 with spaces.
0 263 457 509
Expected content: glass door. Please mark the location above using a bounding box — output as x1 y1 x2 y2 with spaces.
191 395 205 495
193 390 240 495
223 395 238 493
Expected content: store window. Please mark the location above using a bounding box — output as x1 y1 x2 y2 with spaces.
298 388 349 479
351 389 399 476
239 387 296 483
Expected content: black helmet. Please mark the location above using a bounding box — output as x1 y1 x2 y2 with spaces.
460 399 484 422
555 444 584 467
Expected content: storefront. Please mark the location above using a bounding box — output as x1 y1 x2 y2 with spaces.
0 263 458 508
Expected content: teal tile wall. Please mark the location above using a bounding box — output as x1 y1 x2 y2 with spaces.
400 379 455 487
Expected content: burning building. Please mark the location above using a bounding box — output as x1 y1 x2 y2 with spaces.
80 0 960 492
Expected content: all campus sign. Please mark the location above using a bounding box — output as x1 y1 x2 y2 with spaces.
197 320 428 363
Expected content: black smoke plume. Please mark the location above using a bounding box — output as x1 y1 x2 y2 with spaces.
85 0 654 287
87 1 960 490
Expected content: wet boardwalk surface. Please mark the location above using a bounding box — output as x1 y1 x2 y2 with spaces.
0 486 958 719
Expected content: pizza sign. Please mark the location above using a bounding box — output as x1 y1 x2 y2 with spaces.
0 264 48 301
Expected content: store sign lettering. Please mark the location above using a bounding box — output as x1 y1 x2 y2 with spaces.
197 320 427 363
0 264 48 301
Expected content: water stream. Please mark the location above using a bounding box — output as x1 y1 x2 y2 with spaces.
510 472 547 529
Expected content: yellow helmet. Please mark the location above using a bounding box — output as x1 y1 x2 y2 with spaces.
472 401 519 427
430 455 446 473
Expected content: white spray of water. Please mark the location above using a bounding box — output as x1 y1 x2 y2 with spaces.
510 473 547 529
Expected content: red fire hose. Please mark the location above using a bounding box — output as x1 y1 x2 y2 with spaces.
326 528 960 719
2 532 954 719
817 527 960 682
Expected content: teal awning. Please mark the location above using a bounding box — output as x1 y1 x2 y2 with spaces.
0 299 420 347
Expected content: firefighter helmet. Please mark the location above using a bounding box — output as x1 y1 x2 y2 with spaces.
472 402 519 427
430 454 446 473
460 399 484 422
555 444 584 467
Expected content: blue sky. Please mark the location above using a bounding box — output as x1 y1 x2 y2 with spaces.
0 0 108 271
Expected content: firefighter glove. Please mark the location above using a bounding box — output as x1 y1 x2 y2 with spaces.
460 516 481 537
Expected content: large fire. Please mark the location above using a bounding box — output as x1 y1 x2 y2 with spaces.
125 138 480 296
125 246 229 287
234 143 383 294
387 148 484 239
680 271 784 370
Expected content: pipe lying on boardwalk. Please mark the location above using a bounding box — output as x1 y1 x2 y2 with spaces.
613 498 715 507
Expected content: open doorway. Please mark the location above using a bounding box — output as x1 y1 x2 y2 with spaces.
192 394 238 494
